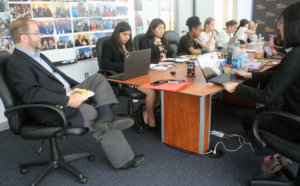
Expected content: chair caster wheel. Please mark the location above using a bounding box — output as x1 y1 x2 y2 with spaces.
20 168 28 174
88 155 95 161
80 176 87 184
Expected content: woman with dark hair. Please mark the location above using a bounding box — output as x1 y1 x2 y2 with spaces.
138 18 171 130
102 21 133 72
218 20 238 43
177 16 206 55
224 2 300 179
234 19 258 44
140 18 171 64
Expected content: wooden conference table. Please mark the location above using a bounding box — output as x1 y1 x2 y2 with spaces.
107 62 278 154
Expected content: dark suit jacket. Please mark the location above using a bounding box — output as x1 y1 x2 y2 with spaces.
140 36 171 64
6 48 83 127
102 40 125 73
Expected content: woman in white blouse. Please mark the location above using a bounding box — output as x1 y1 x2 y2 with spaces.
218 20 238 44
199 17 217 50
234 19 258 44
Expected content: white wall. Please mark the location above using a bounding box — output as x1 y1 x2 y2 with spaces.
195 0 215 23
177 0 194 36
236 0 253 22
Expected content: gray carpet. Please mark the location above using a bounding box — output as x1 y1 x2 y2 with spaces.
0 100 297 186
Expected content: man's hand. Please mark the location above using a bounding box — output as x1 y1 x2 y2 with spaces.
233 69 252 79
67 93 88 108
223 82 239 93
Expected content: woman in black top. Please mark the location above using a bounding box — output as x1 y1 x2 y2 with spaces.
177 16 206 56
224 2 300 178
102 22 133 73
140 18 171 64
138 19 172 129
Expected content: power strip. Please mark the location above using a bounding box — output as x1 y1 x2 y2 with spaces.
210 130 224 138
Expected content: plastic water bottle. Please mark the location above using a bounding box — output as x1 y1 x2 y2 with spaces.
232 43 241 69
240 49 248 72
222 42 228 58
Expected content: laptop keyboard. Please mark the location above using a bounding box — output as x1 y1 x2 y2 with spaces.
108 73 124 79
209 73 243 84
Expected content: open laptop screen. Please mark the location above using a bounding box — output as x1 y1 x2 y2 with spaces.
196 52 222 80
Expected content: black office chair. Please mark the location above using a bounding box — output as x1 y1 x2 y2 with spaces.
133 34 144 50
164 30 180 58
0 51 94 186
250 111 300 186
96 37 146 133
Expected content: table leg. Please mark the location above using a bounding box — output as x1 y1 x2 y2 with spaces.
161 91 212 154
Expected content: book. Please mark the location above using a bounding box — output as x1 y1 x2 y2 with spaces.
140 81 190 92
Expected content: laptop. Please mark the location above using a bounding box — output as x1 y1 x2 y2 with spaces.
197 52 245 85
108 49 151 80
264 45 282 59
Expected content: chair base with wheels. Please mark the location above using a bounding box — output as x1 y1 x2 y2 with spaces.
20 136 94 186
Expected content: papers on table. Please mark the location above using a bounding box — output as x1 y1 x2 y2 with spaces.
161 58 189 63
150 64 172 71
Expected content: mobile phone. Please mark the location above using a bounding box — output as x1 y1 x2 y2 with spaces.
150 80 168 86
167 79 185 83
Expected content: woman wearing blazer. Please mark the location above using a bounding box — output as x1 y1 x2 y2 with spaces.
140 18 172 64
102 21 133 73
138 18 172 130
224 2 300 179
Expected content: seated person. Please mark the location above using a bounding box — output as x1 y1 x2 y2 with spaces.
199 17 217 50
102 22 134 73
223 3 300 179
102 21 159 130
234 19 258 44
247 21 258 43
7 18 145 169
140 18 172 64
139 18 172 129
218 20 238 44
177 16 206 56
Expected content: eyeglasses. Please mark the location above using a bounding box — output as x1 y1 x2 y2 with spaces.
277 21 282 29
19 32 41 36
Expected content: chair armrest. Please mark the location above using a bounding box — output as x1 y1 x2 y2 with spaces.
4 104 68 129
253 110 300 147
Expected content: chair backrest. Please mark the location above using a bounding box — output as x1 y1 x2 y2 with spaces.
133 34 144 50
164 30 180 58
0 51 22 134
96 36 110 70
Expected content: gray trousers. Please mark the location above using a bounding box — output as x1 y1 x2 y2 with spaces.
74 73 135 168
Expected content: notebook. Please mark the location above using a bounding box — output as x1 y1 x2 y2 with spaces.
197 52 245 85
264 45 282 59
140 81 190 92
107 49 151 80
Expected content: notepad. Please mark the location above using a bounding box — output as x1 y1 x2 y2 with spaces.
140 81 190 92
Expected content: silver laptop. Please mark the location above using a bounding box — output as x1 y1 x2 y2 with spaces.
108 49 151 80
197 52 245 85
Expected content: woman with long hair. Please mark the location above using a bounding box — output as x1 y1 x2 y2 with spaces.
140 18 171 63
234 19 258 44
218 20 238 44
138 18 172 130
102 21 133 72
199 17 217 50
224 2 300 179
